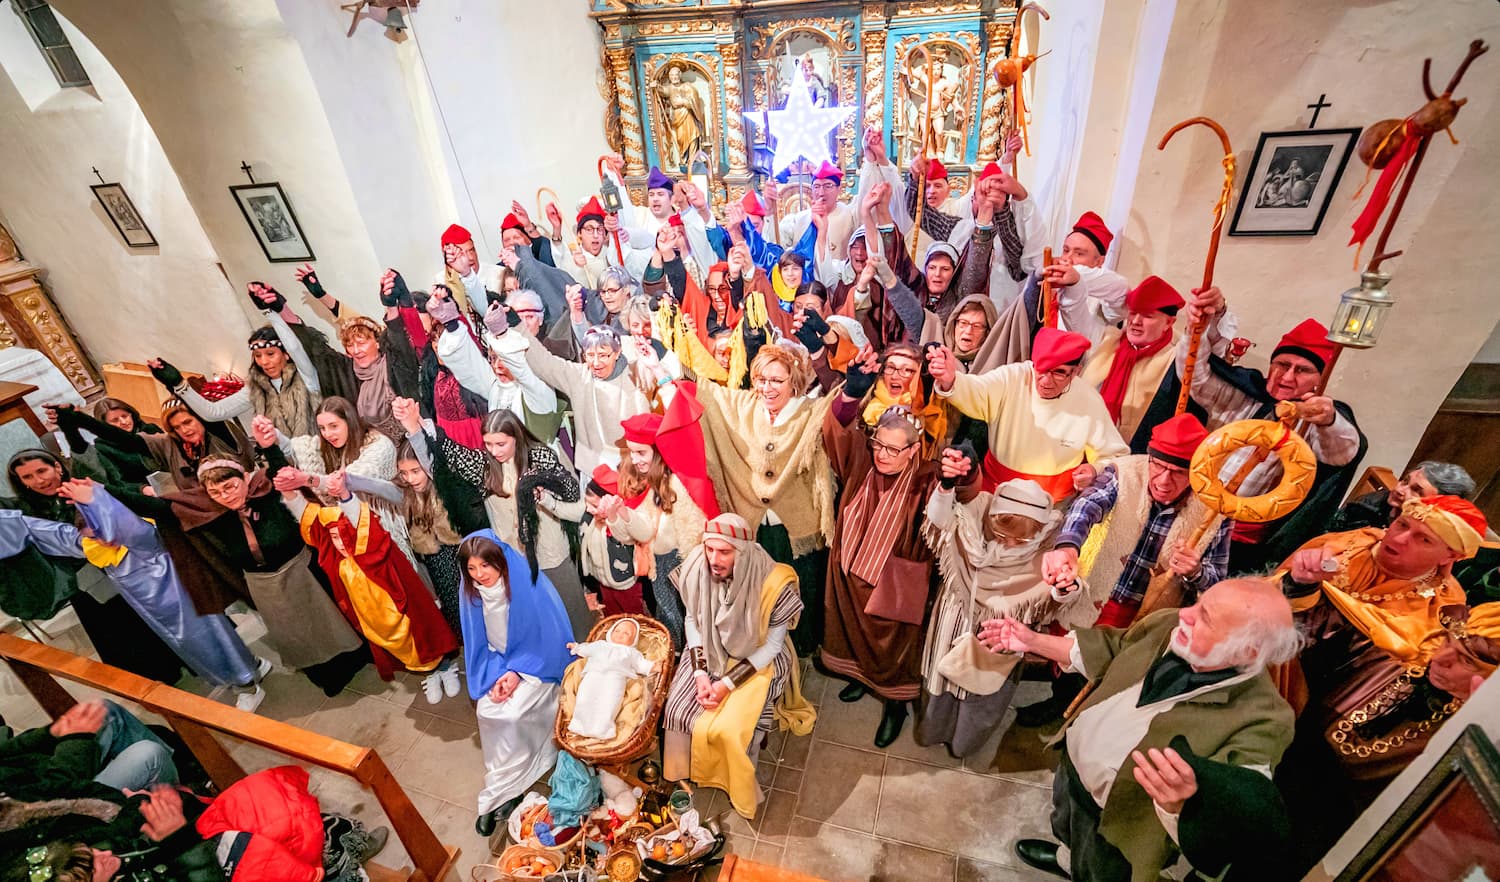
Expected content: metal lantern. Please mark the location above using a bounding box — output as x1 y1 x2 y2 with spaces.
1327 270 1394 349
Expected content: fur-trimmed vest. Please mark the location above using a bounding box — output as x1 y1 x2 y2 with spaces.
248 360 317 438
1067 455 1222 630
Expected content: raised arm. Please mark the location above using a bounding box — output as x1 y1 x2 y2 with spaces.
68 482 162 553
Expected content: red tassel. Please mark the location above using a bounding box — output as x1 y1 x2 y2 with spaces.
1349 121 1420 248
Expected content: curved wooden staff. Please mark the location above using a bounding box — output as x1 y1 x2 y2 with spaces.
535 186 576 257
1006 2 1050 173
909 48 938 265
1157 116 1235 415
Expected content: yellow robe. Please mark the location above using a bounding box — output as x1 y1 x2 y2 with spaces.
1080 328 1178 442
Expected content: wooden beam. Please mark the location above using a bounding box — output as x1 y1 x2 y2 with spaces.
355 750 458 882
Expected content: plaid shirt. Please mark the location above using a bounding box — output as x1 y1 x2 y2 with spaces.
1055 466 1233 606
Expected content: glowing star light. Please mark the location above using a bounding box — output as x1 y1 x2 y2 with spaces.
748 63 854 177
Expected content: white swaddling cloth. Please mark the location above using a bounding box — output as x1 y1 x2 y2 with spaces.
568 619 655 740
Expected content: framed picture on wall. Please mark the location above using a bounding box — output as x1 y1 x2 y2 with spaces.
1335 724 1500 882
90 182 157 248
229 182 314 262
1228 127 1361 237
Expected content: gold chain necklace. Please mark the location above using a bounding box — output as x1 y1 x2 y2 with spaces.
1329 668 1461 758
1330 544 1442 602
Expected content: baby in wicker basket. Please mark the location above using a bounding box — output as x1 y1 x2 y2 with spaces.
568 617 657 740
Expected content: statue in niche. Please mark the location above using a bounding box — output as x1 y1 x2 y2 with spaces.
898 45 969 166
655 63 709 173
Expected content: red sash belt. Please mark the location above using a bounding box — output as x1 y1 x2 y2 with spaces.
980 453 1076 502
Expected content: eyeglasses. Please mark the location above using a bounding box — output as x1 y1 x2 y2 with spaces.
708 284 731 294
754 373 790 389
204 481 244 499
869 437 917 457
954 318 989 332
811 181 839 192
883 364 919 378
513 308 543 317
600 286 623 296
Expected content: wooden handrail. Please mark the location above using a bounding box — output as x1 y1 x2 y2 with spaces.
0 633 458 882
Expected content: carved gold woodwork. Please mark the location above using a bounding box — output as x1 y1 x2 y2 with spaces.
891 31 982 167
978 20 1013 162
861 28 887 140
0 260 104 398
606 47 648 177
718 42 750 176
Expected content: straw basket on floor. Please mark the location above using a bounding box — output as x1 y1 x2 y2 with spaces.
554 614 675 767
472 844 565 881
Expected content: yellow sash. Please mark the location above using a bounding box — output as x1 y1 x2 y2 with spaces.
690 564 816 818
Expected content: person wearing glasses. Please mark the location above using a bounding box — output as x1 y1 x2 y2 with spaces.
837 343 951 459
763 160 857 285
928 327 1129 501
820 402 951 747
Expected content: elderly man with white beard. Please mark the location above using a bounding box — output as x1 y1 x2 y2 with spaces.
980 578 1302 882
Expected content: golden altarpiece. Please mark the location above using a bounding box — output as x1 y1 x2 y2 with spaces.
592 0 1021 219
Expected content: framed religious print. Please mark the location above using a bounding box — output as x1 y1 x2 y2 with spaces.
1228 127 1360 237
1336 724 1500 882
229 182 314 262
90 182 157 248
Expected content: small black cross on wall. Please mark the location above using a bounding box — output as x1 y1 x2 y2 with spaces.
239 161 255 184
1307 94 1332 128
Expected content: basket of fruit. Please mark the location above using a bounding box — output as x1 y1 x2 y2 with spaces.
475 845 564 881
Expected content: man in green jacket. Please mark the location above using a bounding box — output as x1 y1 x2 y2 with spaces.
980 578 1301 881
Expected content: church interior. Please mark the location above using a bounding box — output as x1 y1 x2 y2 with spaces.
1 1 1498 881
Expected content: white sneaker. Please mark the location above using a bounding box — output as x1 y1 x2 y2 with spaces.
254 657 273 681
420 672 443 704
439 664 462 698
235 685 266 713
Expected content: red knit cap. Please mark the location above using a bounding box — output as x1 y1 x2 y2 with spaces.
1272 319 1337 373
739 190 767 218
576 196 606 229
707 261 729 278
1147 413 1209 467
440 224 472 247
501 213 525 233
589 464 619 496
926 159 948 180
1071 211 1113 256
1126 276 1185 315
977 161 1003 181
620 412 663 445
813 161 843 184
1031 327 1092 372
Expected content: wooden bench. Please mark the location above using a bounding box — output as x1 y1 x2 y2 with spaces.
0 633 459 882
1346 465 1397 503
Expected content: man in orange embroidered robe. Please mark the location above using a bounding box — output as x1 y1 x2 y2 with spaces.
1080 276 1189 452
1273 495 1488 873
288 483 457 681
928 327 1129 501
821 395 970 748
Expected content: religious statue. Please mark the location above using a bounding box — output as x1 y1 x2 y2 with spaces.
898 48 968 165
0 223 18 263
655 64 708 173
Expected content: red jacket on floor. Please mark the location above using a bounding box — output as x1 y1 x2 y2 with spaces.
195 766 326 882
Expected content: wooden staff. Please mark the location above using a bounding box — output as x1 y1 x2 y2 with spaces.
909 49 938 265
1040 246 1057 328
1157 117 1235 416
534 186 577 258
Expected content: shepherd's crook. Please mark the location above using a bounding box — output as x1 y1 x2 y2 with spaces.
1157 117 1235 415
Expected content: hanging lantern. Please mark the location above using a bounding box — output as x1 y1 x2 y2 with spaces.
1327 270 1394 349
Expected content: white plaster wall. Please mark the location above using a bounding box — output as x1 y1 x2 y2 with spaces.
1118 0 1500 474
271 0 450 280
399 0 612 260
50 0 387 318
0 11 252 374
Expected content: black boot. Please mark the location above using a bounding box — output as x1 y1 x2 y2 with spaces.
1015 839 1070 879
874 700 907 748
1013 693 1069 727
474 808 499 837
838 682 867 702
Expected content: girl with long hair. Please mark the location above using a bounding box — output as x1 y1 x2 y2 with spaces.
49 397 163 487
413 406 592 639
47 398 255 493
456 532 572 837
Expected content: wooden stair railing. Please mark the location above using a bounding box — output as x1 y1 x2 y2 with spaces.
0 633 459 882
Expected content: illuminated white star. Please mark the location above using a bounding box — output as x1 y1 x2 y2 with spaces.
749 64 854 177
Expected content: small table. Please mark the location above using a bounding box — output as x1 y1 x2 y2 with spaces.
0 379 45 434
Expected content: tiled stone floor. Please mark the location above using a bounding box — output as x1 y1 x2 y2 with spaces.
1 613 1060 882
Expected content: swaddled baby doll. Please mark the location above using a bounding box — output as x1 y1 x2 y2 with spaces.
567 617 656 740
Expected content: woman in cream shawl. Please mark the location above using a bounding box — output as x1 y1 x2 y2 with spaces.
916 477 1059 757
